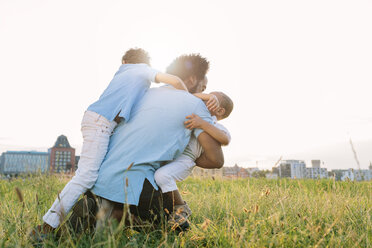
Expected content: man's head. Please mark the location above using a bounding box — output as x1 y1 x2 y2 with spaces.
209 92 234 121
122 48 151 66
166 54 209 93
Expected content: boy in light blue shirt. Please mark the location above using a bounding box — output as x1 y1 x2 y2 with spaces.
37 48 189 234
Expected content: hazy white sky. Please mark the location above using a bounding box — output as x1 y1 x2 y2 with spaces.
1 0 371 169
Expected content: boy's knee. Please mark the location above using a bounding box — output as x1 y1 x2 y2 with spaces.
154 170 169 187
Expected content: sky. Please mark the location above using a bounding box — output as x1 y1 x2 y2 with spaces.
1 0 372 170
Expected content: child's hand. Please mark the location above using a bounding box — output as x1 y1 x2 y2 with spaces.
184 114 205 129
206 94 219 112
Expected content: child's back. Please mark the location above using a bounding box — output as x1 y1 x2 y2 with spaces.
88 63 158 123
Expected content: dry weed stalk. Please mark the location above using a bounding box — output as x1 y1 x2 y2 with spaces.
15 187 23 203
201 218 211 230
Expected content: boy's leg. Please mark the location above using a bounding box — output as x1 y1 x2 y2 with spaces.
154 155 195 195
42 111 116 229
154 156 194 228
164 190 184 206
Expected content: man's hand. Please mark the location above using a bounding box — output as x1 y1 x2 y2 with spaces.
184 114 206 129
206 94 219 112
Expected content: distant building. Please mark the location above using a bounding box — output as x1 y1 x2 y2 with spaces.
311 160 321 168
49 135 76 173
331 168 372 181
278 160 306 179
192 164 259 178
0 151 49 175
331 169 346 181
246 167 259 175
272 167 279 175
0 135 79 175
237 167 249 178
340 169 355 181
354 169 372 181
222 164 242 178
266 173 278 179
192 167 223 177
305 167 328 179
75 156 80 171
278 162 291 178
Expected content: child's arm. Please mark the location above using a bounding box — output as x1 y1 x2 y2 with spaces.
193 93 219 112
184 114 230 146
155 73 188 92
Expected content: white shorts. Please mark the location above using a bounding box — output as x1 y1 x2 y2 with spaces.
154 154 195 193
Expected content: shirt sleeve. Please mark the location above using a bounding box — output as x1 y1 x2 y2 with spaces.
192 100 214 138
144 65 160 82
215 123 231 145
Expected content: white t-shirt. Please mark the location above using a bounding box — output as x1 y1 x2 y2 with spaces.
182 116 231 161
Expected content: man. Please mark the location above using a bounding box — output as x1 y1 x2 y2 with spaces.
85 54 224 229
40 48 188 232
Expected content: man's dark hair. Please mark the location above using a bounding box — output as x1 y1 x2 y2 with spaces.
166 54 209 81
122 48 151 66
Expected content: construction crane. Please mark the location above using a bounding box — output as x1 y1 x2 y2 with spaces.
349 138 361 171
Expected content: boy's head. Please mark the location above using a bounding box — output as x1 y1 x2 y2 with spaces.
209 92 234 121
122 48 151 66
166 54 209 93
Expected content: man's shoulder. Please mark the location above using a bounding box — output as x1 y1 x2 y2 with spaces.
148 87 203 103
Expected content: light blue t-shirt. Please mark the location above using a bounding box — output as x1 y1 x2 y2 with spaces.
87 63 158 122
91 86 213 205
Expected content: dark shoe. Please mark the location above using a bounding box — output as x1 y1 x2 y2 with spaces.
168 203 192 231
29 223 55 244
68 191 97 234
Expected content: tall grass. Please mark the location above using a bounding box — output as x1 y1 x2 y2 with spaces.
0 175 371 247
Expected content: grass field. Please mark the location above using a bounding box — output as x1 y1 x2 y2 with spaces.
0 175 371 247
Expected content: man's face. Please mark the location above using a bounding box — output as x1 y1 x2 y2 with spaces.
184 76 208 93
193 76 208 93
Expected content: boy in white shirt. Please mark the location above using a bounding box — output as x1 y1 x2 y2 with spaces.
154 91 233 228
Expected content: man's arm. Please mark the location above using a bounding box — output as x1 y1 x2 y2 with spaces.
195 132 224 169
155 73 188 92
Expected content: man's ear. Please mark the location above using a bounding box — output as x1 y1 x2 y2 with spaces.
122 60 126 64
